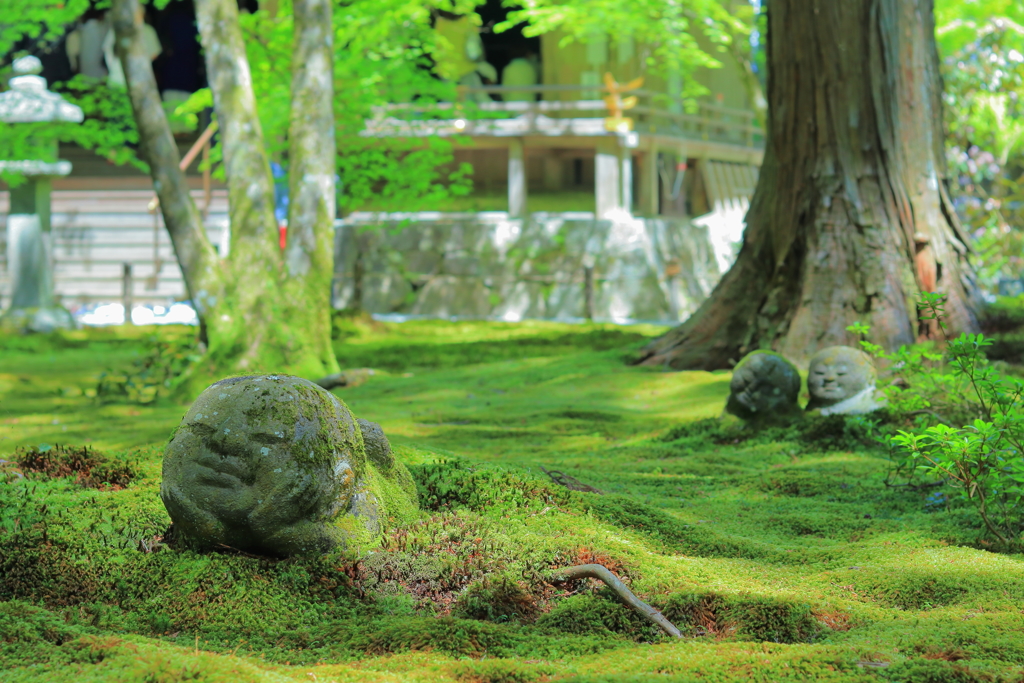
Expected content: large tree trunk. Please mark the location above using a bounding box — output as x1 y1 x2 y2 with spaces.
113 0 339 395
635 0 980 370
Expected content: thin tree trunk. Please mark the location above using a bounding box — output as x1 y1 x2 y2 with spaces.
110 0 220 343
183 0 340 383
115 0 340 394
635 0 979 371
283 0 338 374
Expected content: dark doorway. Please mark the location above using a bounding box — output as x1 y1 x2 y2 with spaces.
475 0 541 84
150 0 204 95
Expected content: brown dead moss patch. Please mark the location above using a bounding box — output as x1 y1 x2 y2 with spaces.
11 444 136 490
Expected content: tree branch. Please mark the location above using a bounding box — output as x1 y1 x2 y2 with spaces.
547 564 681 638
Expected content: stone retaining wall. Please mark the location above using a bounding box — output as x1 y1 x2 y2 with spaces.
333 211 725 324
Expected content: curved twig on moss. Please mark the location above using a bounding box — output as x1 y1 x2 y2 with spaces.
547 564 681 638
314 369 376 391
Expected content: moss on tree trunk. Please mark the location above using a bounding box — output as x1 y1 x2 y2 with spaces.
635 0 980 370
113 0 340 397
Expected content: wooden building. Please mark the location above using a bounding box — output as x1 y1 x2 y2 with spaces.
368 6 765 220
1 2 765 321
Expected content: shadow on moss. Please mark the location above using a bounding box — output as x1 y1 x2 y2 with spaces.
584 495 832 564
656 590 832 643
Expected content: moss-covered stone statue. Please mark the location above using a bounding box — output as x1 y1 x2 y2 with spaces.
161 375 418 557
725 350 803 425
805 346 886 415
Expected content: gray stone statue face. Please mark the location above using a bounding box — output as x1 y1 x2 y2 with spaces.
726 351 801 422
161 375 364 556
807 346 876 407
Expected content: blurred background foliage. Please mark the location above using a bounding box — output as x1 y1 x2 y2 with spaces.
936 0 1024 295
0 0 1022 294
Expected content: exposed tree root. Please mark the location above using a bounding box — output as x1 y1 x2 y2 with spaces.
539 466 603 494
314 368 376 390
547 564 681 638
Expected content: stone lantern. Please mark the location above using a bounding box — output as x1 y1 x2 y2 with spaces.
0 55 84 332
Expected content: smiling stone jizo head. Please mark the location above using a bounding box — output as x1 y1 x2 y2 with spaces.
805 346 885 414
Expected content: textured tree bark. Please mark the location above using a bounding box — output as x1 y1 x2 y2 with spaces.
635 0 980 371
189 0 339 384
282 0 338 374
114 0 340 393
110 0 220 343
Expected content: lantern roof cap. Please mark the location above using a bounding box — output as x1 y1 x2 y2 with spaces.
0 56 84 124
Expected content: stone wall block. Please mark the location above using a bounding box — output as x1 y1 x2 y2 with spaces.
361 273 413 313
410 274 491 318
336 213 725 323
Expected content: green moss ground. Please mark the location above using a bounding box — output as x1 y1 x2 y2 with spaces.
1 320 1023 682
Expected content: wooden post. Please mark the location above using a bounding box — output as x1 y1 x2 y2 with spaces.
595 139 620 219
639 147 659 216
508 138 527 217
583 264 595 321
543 155 562 191
122 263 134 325
620 146 633 215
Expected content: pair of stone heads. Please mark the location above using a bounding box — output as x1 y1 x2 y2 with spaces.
726 346 884 424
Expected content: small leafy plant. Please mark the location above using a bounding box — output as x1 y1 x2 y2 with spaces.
855 293 1024 548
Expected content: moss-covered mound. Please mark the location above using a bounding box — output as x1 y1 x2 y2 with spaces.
0 321 1022 682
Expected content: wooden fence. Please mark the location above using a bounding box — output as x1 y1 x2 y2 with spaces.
367 85 765 148
0 189 228 312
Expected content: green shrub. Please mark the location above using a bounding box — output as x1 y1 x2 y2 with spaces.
853 295 1024 549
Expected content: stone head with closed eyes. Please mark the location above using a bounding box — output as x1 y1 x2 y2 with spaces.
805 346 876 410
161 375 416 557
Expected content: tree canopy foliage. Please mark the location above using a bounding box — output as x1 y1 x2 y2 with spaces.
1 0 473 208
500 0 742 101
2 0 767 205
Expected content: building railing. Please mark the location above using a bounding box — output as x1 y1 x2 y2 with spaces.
367 84 765 148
